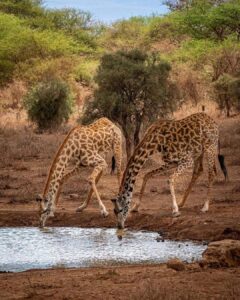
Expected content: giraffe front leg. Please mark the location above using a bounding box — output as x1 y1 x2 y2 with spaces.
88 157 108 217
169 177 181 217
131 167 161 212
76 171 103 212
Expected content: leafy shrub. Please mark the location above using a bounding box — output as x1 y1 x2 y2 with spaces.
24 78 74 129
74 59 99 86
213 74 240 117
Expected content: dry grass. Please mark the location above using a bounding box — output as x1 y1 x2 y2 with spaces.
0 81 27 111
132 279 240 300
133 281 202 300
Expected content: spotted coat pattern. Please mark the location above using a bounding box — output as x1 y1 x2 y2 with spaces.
112 113 219 229
37 118 122 227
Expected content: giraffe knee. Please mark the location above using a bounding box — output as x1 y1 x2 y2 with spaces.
87 176 95 185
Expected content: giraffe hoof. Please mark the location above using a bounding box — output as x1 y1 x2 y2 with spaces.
201 208 208 213
49 211 55 217
172 211 181 218
130 207 139 213
76 207 83 212
101 210 109 218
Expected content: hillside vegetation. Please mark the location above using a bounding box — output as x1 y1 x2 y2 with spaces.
0 0 239 119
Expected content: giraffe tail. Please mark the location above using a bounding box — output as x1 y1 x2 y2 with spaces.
111 156 116 175
218 140 229 181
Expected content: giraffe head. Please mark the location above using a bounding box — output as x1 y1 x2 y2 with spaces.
111 195 129 229
36 194 51 227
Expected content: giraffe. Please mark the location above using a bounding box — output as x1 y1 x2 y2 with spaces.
36 117 122 228
111 112 228 229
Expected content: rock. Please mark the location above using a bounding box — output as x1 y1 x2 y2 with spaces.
167 258 185 271
201 239 240 268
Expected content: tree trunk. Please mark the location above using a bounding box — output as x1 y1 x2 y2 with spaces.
225 97 230 117
125 137 133 161
121 124 133 161
133 114 142 148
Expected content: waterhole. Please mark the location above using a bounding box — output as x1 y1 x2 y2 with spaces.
0 227 207 272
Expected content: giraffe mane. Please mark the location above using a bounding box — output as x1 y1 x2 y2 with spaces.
43 126 79 197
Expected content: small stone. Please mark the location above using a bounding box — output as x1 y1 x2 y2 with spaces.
167 258 185 271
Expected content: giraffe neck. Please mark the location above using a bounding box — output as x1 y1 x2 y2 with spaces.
43 128 77 202
119 130 158 207
44 151 71 203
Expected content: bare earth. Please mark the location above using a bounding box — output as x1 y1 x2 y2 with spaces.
0 116 240 299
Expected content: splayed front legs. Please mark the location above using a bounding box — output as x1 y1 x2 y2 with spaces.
76 171 103 213
77 154 109 217
130 163 177 212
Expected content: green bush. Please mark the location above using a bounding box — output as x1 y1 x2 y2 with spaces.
24 78 74 129
214 74 240 117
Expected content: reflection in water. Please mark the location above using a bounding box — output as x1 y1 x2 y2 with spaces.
0 227 207 272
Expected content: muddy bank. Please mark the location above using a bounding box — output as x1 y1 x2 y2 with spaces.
1 264 240 300
0 200 240 242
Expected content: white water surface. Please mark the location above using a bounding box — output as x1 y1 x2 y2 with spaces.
0 227 207 272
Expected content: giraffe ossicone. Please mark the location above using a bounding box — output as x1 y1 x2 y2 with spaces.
37 118 122 228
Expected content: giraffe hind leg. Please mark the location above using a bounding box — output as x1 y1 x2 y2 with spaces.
178 153 204 208
201 149 216 213
169 157 194 217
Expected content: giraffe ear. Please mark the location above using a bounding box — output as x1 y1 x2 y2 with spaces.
36 194 43 202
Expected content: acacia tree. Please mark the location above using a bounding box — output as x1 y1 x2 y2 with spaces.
172 0 240 41
82 49 179 159
164 0 229 11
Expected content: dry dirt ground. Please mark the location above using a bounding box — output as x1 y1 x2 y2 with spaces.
0 115 240 299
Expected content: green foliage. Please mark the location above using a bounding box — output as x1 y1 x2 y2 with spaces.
213 74 240 116
100 17 151 50
0 0 44 18
74 59 99 86
174 0 240 40
45 8 92 31
82 49 179 157
171 39 216 64
147 14 182 41
24 78 74 129
0 12 89 86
